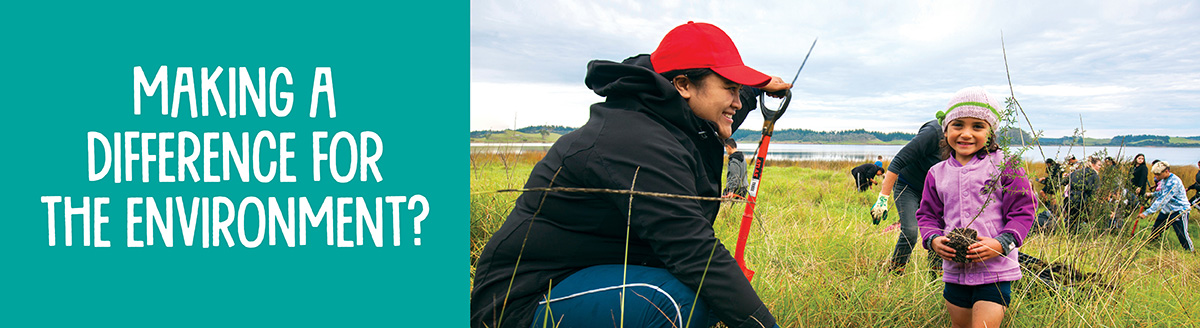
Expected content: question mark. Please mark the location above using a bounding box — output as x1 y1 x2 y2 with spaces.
408 195 429 246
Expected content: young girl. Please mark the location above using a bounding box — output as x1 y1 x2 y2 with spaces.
916 87 1037 327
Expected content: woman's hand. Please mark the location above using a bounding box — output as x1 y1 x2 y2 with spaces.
966 236 1004 262
931 236 956 261
760 76 792 98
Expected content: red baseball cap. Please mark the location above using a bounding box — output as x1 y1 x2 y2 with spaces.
651 21 771 88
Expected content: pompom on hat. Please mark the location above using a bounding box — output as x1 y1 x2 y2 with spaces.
651 21 771 88
937 87 1002 131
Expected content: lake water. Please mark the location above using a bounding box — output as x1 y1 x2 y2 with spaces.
470 143 1200 166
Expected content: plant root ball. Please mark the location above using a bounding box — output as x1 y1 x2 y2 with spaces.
946 228 978 263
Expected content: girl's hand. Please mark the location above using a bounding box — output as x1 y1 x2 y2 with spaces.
967 236 1003 262
931 236 955 261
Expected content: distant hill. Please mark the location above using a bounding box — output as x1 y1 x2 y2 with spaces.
516 125 575 135
473 125 915 144
471 129 562 143
472 126 1200 147
1007 130 1200 148
731 128 914 144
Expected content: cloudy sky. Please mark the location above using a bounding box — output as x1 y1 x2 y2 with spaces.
471 0 1200 138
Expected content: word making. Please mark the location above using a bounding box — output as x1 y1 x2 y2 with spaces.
134 66 336 118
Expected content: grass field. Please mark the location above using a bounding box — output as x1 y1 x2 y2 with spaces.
470 151 1200 327
1169 137 1200 145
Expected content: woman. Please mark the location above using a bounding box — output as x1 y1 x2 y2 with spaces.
470 22 790 328
1127 154 1150 211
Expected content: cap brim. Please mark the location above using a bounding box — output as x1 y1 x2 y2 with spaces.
712 65 771 88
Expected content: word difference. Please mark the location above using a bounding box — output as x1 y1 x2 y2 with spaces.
87 131 383 183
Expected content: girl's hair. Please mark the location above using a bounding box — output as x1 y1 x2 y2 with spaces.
1134 153 1147 168
938 126 1001 161
661 68 716 86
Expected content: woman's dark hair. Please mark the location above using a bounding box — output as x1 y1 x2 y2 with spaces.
938 127 1001 161
724 138 738 148
1134 153 1146 167
661 68 716 86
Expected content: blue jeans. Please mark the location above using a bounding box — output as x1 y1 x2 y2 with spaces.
889 179 939 269
530 265 718 328
1150 211 1194 251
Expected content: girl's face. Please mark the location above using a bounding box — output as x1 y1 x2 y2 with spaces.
1135 155 1144 164
945 117 991 163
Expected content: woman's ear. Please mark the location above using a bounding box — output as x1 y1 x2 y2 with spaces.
673 75 693 99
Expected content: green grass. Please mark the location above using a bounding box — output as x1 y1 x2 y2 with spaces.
470 152 1200 327
1169 137 1200 145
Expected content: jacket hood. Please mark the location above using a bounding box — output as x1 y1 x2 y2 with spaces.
584 54 712 138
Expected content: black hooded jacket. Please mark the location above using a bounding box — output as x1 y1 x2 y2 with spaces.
470 55 775 328
1131 163 1148 193
851 163 883 184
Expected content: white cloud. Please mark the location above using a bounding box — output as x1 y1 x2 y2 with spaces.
1014 84 1136 98
470 81 602 131
471 0 1200 138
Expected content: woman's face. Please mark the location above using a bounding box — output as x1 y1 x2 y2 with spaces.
678 74 742 139
1136 155 1145 164
944 117 991 162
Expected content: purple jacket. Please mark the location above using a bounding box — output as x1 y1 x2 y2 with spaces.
917 151 1037 285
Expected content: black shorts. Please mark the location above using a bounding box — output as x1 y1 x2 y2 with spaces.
943 281 1012 308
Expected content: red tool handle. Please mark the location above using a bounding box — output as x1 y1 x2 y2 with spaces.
734 133 772 282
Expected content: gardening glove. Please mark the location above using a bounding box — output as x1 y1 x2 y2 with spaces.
870 193 889 225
